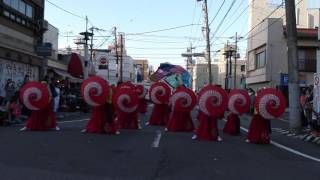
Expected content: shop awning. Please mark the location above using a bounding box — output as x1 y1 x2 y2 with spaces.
68 53 84 79
52 68 82 83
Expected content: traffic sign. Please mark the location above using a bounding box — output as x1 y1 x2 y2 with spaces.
314 73 320 87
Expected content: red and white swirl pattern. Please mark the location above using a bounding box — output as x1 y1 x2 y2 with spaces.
81 76 109 107
255 88 286 119
20 82 49 110
113 88 139 113
149 82 171 104
228 89 250 115
198 85 228 116
170 87 196 112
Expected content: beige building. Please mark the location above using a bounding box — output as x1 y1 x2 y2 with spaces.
246 0 320 91
0 0 46 96
213 45 246 89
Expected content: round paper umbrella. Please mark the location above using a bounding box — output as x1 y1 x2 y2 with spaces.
198 85 228 116
81 76 109 107
118 82 135 90
135 84 147 98
228 89 250 115
255 88 286 119
20 82 49 110
113 88 139 113
149 82 171 104
170 87 197 112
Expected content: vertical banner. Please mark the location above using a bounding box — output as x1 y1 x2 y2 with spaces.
314 73 320 117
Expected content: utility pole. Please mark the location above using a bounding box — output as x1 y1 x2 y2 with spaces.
225 41 229 90
314 28 320 119
285 0 301 132
89 27 94 62
113 27 120 82
198 0 212 84
119 33 124 82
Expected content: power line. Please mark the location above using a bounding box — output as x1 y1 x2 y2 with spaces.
46 0 85 20
126 24 201 36
209 0 226 26
210 0 236 42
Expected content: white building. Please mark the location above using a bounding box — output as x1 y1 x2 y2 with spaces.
93 50 134 85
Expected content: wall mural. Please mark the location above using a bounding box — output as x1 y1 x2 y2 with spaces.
0 59 39 97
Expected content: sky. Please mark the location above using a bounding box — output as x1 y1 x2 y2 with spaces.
44 0 320 69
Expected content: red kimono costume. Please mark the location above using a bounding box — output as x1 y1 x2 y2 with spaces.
138 98 148 114
247 114 270 144
117 110 139 129
26 102 57 131
195 110 219 141
148 104 170 126
85 103 118 134
223 113 241 135
166 109 194 132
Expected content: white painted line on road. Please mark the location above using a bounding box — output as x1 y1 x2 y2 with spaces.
58 119 90 124
239 126 320 163
151 130 162 148
278 118 288 123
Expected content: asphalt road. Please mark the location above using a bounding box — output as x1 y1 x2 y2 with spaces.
0 105 320 180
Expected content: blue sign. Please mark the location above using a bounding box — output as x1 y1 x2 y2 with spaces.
280 73 288 86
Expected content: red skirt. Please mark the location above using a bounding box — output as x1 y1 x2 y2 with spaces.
117 111 139 129
86 104 118 134
196 111 219 141
223 113 240 135
138 99 148 114
247 114 270 144
166 110 194 132
26 104 57 131
148 104 170 126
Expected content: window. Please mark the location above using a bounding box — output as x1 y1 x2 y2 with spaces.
240 65 245 72
298 48 316 72
18 0 26 14
3 10 10 17
255 50 266 69
2 0 33 19
4 0 10 5
26 4 33 18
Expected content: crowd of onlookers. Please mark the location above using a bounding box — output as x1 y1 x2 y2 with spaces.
0 75 84 126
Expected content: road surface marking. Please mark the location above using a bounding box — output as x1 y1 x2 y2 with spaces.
239 126 320 163
222 119 320 162
58 119 90 124
151 130 162 148
278 118 288 123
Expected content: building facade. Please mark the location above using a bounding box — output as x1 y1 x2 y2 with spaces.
246 0 320 91
0 0 45 96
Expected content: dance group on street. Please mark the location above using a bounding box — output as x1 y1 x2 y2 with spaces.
19 75 287 145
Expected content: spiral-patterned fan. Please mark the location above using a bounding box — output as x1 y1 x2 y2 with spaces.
81 76 109 107
255 88 286 119
228 89 250 115
198 85 228 116
118 82 135 90
170 87 197 112
113 88 139 113
19 82 50 110
135 84 147 98
149 82 171 104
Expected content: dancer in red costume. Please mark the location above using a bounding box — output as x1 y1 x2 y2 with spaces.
166 86 197 132
247 88 286 144
81 76 119 134
193 85 228 141
113 85 140 129
20 82 60 131
147 82 171 126
223 89 250 135
136 85 148 114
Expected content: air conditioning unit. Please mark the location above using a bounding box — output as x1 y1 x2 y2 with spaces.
38 19 48 31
